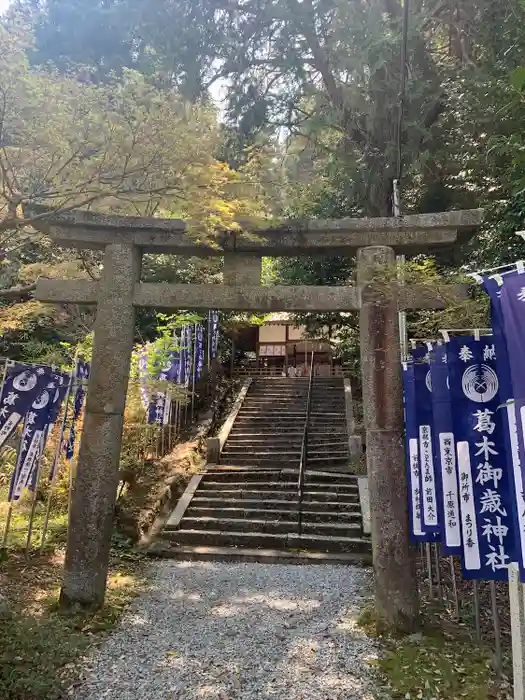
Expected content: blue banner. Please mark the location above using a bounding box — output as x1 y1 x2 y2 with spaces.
429 345 462 555
0 364 51 450
9 372 61 501
402 361 425 541
184 326 192 388
482 273 525 579
196 324 204 379
447 335 515 580
412 346 442 537
209 311 219 360
65 360 89 461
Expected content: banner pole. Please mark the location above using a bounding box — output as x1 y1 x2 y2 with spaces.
40 365 76 551
490 580 503 674
433 543 443 601
191 323 198 420
1 431 23 550
25 429 50 557
449 556 460 619
473 580 482 641
426 542 434 599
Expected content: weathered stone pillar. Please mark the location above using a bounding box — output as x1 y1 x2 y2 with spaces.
223 252 262 285
60 243 140 610
357 245 419 633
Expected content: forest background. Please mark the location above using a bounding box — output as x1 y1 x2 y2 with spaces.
0 0 524 367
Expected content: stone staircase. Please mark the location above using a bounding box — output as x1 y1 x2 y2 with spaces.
154 377 371 563
221 378 351 470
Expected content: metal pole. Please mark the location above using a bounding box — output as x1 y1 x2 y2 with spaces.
40 368 76 550
207 311 212 370
191 323 198 420
426 542 434 598
449 556 460 619
1 428 23 551
473 580 482 642
490 580 503 674
25 429 50 557
433 543 443 601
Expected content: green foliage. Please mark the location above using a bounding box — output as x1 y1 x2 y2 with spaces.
0 553 145 700
379 631 510 699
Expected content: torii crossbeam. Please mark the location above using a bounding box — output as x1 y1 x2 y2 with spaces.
30 205 483 631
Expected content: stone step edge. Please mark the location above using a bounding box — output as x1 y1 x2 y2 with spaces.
147 543 372 566
163 529 368 545
205 467 358 478
186 508 361 517
175 517 362 531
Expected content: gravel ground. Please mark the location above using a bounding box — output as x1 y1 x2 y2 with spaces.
73 561 380 700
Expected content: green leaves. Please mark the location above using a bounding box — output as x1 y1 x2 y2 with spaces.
510 67 525 91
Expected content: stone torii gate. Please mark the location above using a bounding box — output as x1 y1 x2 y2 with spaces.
32 207 483 631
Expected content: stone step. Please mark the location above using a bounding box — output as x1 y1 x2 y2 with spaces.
162 529 371 554
184 507 362 522
198 480 359 493
148 543 372 566
190 496 358 511
219 455 305 463
237 411 308 417
226 432 347 441
194 489 360 503
178 516 363 537
221 449 349 461
219 458 349 468
224 438 305 447
223 442 347 452
203 468 358 483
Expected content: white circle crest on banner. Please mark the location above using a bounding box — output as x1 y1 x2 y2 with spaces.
13 371 38 392
32 390 50 410
426 370 449 392
462 364 498 403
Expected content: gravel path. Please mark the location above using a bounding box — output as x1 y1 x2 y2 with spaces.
74 561 380 700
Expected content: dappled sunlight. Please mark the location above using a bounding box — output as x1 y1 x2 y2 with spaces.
73 561 379 699
107 573 136 590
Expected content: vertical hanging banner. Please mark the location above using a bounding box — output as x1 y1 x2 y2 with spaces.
195 324 204 380
184 325 192 389
481 272 525 580
138 351 150 411
65 360 90 461
411 345 441 538
178 326 188 386
0 364 51 449
447 335 515 580
209 311 220 360
9 372 61 501
429 345 462 555
402 361 424 541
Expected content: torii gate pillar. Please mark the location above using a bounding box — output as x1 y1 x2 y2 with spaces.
60 243 140 609
358 246 419 633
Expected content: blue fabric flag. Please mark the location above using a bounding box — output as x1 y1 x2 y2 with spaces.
9 371 64 501
0 364 52 451
481 273 525 580
402 361 425 542
209 311 219 359
178 327 187 386
65 360 90 461
184 326 192 388
411 345 442 537
429 345 462 555
447 335 515 580
196 324 204 379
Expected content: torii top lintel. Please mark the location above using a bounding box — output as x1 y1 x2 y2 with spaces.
27 206 484 256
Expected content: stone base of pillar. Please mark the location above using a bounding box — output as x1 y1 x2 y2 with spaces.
367 428 419 633
509 563 525 700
